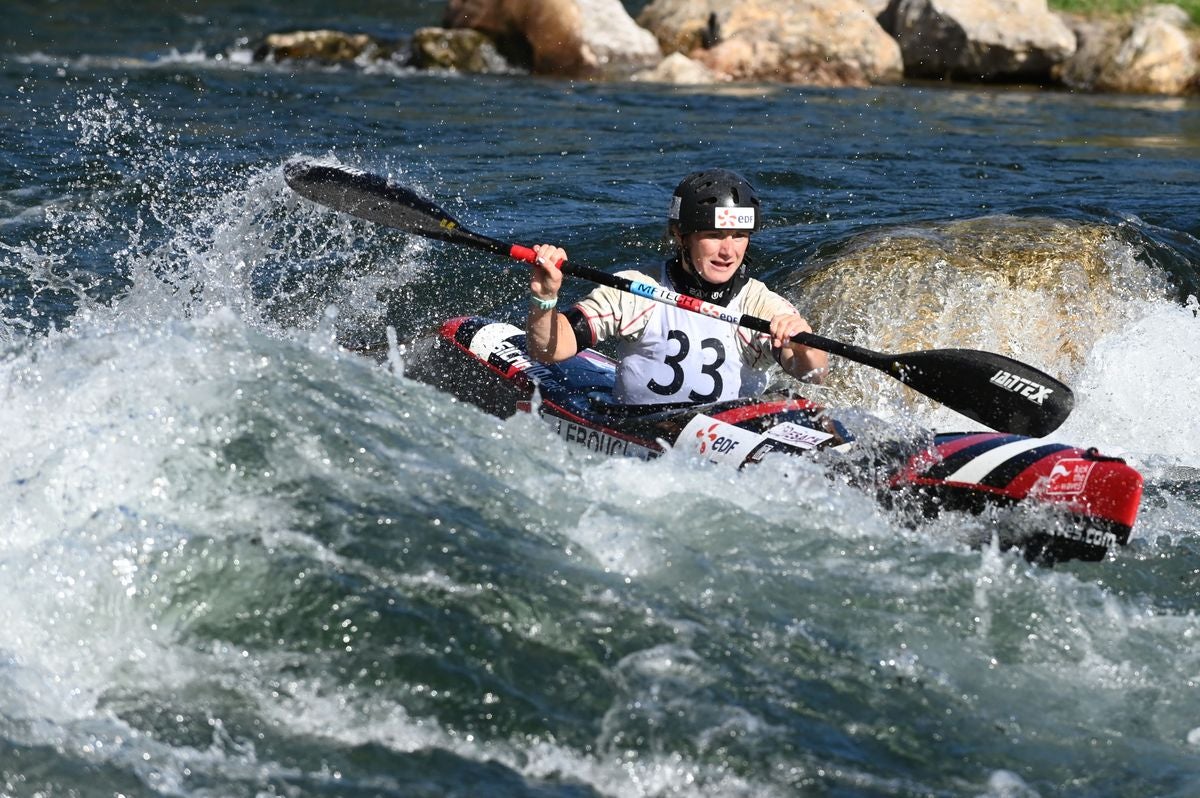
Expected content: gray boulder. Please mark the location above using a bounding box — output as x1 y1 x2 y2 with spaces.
1096 5 1197 95
638 0 903 86
881 0 1076 82
1056 5 1198 95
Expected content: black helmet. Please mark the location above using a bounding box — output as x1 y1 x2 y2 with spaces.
668 169 761 234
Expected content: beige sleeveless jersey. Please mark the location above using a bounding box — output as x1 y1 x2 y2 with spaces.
572 266 799 404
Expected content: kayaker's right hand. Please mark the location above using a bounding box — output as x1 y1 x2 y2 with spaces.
530 244 567 302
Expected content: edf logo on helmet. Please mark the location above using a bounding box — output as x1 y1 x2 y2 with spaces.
714 207 756 229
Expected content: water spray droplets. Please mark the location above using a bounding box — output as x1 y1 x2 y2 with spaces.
386 325 406 380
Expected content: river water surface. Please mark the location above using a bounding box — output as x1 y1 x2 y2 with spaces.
4 2 1200 796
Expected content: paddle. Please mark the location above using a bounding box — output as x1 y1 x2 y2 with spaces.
283 157 1074 437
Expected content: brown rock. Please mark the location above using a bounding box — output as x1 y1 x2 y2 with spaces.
1052 14 1124 90
638 0 903 86
883 0 1076 83
410 27 511 72
785 216 1173 413
255 30 383 63
1095 5 1198 95
637 0 722 53
444 0 660 77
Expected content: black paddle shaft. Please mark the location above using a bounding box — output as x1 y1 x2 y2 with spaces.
283 157 1074 436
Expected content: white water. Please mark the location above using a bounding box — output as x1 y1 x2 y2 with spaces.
4 82 1200 797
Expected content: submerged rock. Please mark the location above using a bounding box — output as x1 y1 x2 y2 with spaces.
785 216 1174 410
254 29 396 64
410 27 513 73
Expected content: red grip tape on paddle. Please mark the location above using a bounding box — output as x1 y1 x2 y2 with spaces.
510 245 565 270
510 244 536 263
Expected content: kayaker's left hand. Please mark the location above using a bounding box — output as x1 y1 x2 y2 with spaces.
771 313 828 384
769 313 813 349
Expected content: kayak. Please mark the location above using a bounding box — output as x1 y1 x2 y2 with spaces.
278 159 1139 562
405 316 1144 564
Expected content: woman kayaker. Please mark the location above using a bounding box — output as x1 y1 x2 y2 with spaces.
526 168 827 405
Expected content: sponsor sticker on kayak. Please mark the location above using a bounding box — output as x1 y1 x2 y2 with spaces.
1043 458 1096 496
468 322 524 360
764 421 834 450
551 419 656 460
678 414 765 465
470 323 562 389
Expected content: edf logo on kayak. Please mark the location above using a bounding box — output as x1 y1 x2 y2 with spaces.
697 423 739 455
714 207 755 230
990 369 1053 405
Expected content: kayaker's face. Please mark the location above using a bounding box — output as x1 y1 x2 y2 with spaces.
682 231 749 284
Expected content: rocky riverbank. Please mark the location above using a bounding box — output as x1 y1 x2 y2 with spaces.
254 0 1200 96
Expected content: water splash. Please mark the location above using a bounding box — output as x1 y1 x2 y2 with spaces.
2 86 437 347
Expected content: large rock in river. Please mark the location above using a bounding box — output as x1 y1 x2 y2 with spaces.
781 216 1173 418
443 0 661 77
1057 4 1199 95
1102 5 1198 95
637 0 903 86
879 0 1077 82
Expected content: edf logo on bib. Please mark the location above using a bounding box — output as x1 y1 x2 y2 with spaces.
714 207 755 230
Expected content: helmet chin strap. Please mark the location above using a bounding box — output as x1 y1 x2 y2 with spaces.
669 244 747 308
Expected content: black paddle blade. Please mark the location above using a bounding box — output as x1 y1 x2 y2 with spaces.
888 348 1074 437
283 157 505 254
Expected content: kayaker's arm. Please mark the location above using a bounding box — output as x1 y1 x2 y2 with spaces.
527 306 579 363
770 313 828 384
526 244 580 363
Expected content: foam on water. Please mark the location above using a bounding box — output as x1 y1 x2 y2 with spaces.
13 45 420 78
0 305 892 796
1061 296 1200 462
4 70 1200 795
